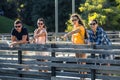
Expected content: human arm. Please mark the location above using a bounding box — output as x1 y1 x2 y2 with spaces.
87 28 110 45
10 35 28 46
87 30 103 45
30 29 38 43
63 28 80 38
10 35 28 47
10 28 29 47
34 29 46 38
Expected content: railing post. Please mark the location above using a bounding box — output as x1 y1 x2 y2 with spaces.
91 44 96 80
18 50 22 77
2 35 4 40
51 43 56 79
118 32 120 37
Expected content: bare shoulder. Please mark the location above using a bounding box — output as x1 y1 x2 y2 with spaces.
41 28 47 32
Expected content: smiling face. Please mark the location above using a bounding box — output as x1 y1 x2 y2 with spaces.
71 17 79 26
89 20 98 32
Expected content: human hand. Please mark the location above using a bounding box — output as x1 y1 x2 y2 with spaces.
87 42 96 45
9 42 17 48
61 34 68 41
29 38 35 43
63 34 68 39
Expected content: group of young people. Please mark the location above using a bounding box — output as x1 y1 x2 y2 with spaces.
62 13 113 80
10 13 113 63
10 13 113 79
10 18 47 47
63 13 112 60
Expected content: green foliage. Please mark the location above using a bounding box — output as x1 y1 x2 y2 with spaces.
15 0 83 32
3 0 18 19
66 0 120 31
79 0 108 27
0 16 13 33
0 0 85 32
1 0 120 33
81 0 120 30
0 16 34 33
65 20 73 32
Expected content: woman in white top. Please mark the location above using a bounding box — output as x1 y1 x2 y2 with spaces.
34 18 47 44
33 18 48 72
33 18 48 56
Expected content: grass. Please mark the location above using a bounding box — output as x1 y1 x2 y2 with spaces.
0 16 34 33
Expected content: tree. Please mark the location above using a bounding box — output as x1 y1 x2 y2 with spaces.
79 0 120 30
22 0 73 32
1 0 18 19
66 0 120 32
0 0 85 32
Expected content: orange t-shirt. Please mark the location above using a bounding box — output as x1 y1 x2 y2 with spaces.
71 25 85 44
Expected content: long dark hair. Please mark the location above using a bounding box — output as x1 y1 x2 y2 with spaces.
92 19 98 24
71 13 88 39
70 13 85 26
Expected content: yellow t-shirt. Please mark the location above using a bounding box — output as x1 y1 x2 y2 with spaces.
71 25 85 44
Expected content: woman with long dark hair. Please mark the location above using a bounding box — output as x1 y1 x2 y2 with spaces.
64 13 87 59
63 13 87 79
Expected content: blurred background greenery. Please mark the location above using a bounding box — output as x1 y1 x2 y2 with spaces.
0 0 120 33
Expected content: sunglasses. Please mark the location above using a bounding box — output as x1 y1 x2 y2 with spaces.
15 26 21 28
90 23 96 26
38 23 44 25
72 19 78 22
